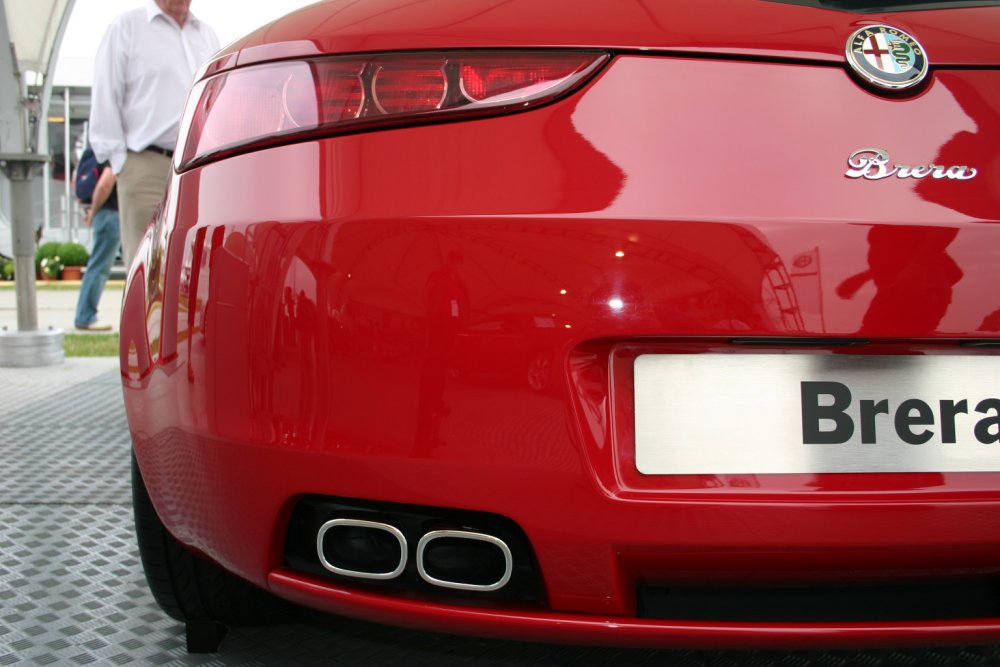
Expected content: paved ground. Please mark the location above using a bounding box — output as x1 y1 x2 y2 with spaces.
0 280 124 333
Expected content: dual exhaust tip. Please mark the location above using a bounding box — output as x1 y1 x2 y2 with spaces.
316 518 514 592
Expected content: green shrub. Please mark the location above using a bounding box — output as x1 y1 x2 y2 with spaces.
36 241 61 260
0 259 13 280
58 242 89 267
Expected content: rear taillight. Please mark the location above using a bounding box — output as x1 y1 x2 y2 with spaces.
176 51 609 170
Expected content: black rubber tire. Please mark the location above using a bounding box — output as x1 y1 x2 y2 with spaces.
132 452 293 626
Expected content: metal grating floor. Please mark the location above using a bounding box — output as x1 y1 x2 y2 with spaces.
3 360 1000 666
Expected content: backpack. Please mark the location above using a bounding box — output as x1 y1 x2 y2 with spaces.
75 147 101 204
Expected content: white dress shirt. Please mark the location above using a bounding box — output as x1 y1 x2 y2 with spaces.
89 1 220 173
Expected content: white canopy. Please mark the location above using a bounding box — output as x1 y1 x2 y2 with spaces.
3 0 74 77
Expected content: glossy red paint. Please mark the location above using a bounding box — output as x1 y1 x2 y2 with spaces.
229 0 1000 67
123 0 1000 649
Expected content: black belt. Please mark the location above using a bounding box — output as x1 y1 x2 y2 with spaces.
145 145 174 158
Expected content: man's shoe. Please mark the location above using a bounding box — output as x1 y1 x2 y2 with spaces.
75 321 113 331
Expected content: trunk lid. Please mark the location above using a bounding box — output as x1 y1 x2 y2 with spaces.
223 0 1000 68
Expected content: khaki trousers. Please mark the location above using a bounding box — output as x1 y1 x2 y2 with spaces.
117 150 172 269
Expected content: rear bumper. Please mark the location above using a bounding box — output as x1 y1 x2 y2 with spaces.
269 569 1000 649
130 422 1000 642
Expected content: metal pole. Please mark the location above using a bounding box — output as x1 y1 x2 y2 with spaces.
63 86 70 240
0 0 65 365
0 153 63 366
42 145 50 234
38 0 78 237
7 160 37 330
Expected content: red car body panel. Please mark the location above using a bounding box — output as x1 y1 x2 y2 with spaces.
226 0 1000 67
123 0 1000 649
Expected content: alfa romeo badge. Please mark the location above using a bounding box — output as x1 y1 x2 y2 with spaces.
846 25 928 91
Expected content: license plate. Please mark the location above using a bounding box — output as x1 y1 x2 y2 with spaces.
633 354 1000 475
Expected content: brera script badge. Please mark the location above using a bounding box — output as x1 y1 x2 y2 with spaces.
846 25 928 91
845 148 978 181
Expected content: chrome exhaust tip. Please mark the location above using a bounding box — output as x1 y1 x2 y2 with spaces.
316 518 407 580
416 530 513 592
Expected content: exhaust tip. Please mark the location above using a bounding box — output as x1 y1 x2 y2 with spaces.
416 530 513 592
287 495 545 602
316 518 407 580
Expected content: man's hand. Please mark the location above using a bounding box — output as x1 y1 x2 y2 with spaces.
83 207 94 227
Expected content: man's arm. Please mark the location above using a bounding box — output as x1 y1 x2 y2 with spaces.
83 166 116 227
89 20 129 174
90 166 116 213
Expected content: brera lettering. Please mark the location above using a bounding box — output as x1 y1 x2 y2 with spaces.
845 148 978 181
801 381 1000 445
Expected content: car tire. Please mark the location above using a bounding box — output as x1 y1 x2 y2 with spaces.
132 452 292 626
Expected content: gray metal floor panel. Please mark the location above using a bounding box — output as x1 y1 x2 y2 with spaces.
2 363 1000 665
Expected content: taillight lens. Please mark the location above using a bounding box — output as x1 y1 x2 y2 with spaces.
177 50 609 170
372 59 447 114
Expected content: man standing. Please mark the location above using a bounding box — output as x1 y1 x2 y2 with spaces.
89 0 219 269
74 153 120 331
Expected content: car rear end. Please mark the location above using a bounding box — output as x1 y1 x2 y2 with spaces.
122 0 1000 648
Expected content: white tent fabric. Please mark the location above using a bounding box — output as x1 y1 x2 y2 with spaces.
4 0 74 75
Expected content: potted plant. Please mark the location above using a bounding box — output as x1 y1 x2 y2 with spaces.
36 241 63 280
58 242 89 280
39 255 63 280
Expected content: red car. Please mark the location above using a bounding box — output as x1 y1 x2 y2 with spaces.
122 0 1000 652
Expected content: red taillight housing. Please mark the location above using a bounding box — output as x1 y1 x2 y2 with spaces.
177 51 609 170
